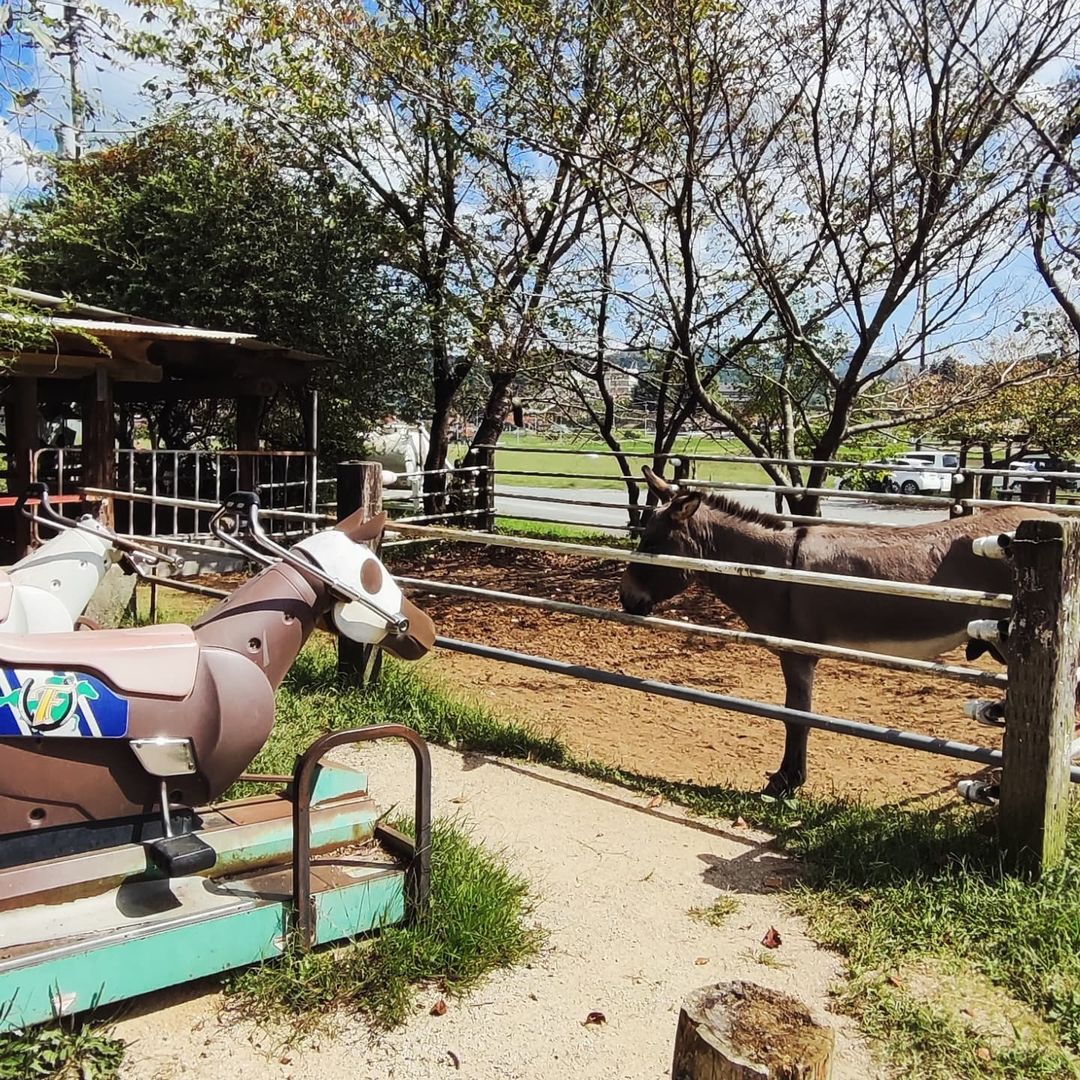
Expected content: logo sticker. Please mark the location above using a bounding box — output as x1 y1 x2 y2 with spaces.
0 670 129 738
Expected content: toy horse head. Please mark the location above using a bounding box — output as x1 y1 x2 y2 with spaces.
298 507 434 661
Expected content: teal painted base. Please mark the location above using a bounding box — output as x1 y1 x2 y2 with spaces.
0 766 406 1033
0 872 405 1031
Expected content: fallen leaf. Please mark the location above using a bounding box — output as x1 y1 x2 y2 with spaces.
528 992 538 1001
887 974 904 989
694 956 709 966
763 875 785 889
583 1011 607 1026
733 816 748 828
430 999 448 1017
647 794 663 809
449 795 469 804
975 1047 992 1062
447 1050 461 1069
761 927 782 949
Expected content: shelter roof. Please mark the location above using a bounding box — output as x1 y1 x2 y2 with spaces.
2 287 329 389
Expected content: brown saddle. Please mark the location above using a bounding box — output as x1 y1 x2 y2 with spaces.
0 624 200 699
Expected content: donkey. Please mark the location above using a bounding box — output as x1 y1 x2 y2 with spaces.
619 467 1057 796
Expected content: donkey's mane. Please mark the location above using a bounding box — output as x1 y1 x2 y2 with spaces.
696 492 788 532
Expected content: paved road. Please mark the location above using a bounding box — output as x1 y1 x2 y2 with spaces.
495 484 950 531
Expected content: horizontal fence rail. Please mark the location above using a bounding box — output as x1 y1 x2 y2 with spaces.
685 478 957 508
388 523 1013 609
80 486 334 524
399 578 1006 688
479 443 1080 481
495 489 910 529
961 497 1080 516
437 637 1076 779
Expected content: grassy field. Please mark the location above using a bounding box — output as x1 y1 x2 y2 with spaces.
488 432 785 489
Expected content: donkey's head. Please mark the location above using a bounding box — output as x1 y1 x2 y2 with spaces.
619 467 702 616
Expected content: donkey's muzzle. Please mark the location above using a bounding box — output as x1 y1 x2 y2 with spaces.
619 585 653 617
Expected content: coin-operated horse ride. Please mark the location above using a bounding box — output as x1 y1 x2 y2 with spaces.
2 484 178 635
0 493 436 1031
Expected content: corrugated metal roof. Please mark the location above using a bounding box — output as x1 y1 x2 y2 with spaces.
28 313 260 344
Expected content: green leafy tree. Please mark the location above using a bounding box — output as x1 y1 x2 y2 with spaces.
125 0 619 509
15 116 426 459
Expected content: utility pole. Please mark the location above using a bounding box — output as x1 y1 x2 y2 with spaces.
55 3 84 160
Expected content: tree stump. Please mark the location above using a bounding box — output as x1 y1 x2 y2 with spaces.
672 982 834 1080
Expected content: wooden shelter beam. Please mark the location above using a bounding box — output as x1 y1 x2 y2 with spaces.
81 369 116 527
7 377 39 557
236 395 263 491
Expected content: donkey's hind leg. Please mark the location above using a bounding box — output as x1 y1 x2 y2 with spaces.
763 653 818 798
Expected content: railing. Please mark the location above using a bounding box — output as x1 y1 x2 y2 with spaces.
31 447 319 540
464 442 1080 533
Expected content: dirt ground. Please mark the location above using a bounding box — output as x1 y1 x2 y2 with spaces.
394 544 1002 805
114 743 885 1080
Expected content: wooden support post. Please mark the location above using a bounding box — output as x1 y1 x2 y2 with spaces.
81 368 115 528
672 982 834 1080
950 470 976 518
303 389 319 516
474 445 495 532
336 460 384 688
8 377 39 558
236 395 263 493
999 518 1080 876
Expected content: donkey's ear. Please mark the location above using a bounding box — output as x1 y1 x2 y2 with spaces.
669 492 701 524
642 466 674 503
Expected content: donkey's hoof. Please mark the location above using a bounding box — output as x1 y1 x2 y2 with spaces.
762 771 803 799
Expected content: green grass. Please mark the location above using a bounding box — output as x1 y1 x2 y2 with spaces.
688 894 741 927
217 645 543 1033
492 432 779 489
228 817 541 1032
493 516 635 545
0 1024 125 1080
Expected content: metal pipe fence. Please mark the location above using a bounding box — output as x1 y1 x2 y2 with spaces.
398 577 1005 688
388 523 1012 608
438 637 1073 779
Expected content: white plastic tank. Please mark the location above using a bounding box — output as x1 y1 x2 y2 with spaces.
365 421 453 504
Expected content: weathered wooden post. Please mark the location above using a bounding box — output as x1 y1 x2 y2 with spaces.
672 457 692 485
950 469 976 518
473 445 496 532
336 460 384 688
672 982 834 1080
999 518 1080 876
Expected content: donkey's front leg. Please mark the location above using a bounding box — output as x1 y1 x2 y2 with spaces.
763 653 818 798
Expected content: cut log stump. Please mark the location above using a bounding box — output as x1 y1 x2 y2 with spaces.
672 981 834 1080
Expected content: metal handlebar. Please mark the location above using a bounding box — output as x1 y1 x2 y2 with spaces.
17 484 183 569
210 491 410 636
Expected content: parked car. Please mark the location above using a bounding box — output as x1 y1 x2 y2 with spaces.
888 451 960 495
1005 454 1080 492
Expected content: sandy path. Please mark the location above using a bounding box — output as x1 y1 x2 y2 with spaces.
114 743 883 1080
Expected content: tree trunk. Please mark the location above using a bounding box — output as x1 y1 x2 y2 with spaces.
424 377 457 515
671 982 833 1080
464 369 515 467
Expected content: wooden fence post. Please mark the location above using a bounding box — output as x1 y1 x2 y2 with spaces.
474 445 495 532
999 517 1080 876
336 460 384 689
950 470 976 518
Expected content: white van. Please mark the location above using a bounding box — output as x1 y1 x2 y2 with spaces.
888 451 960 495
